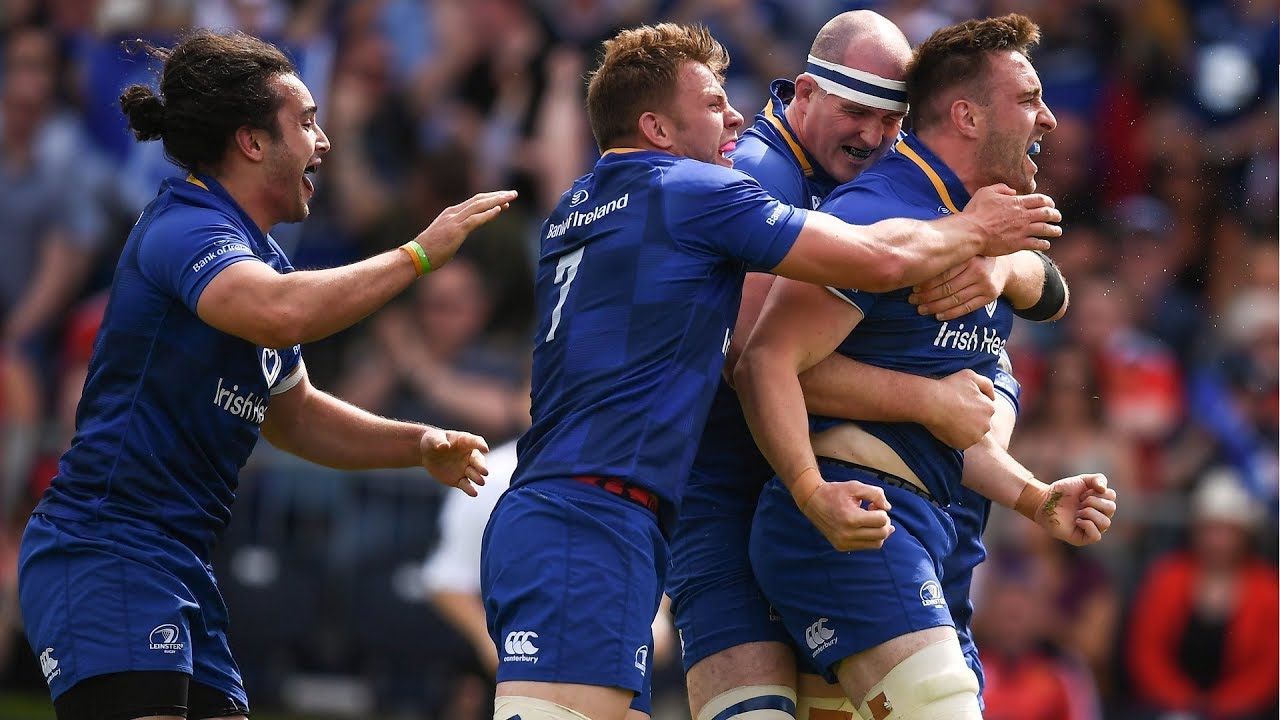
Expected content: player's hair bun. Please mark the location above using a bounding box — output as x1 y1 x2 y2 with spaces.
120 85 167 140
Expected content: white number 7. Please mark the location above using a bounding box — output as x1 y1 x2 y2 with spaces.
546 246 584 341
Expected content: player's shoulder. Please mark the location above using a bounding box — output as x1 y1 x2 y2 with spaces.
821 159 921 223
661 156 762 193
731 135 803 186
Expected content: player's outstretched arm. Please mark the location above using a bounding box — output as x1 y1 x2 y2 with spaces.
771 185 1060 293
962 400 1116 545
802 362 995 451
734 278 893 552
261 364 489 494
196 190 517 348
908 250 1069 322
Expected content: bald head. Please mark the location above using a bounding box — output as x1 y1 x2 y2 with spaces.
809 10 912 80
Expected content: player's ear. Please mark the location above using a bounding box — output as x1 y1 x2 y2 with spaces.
950 99 980 140
793 74 820 104
638 111 675 150
233 125 267 162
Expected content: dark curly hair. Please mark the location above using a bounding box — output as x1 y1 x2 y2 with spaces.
119 29 297 173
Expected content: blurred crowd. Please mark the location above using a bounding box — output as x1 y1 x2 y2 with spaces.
0 0 1274 718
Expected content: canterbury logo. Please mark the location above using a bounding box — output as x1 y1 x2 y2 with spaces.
805 618 835 650
504 631 540 658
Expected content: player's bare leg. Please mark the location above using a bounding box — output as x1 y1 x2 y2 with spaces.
687 641 797 720
834 626 980 720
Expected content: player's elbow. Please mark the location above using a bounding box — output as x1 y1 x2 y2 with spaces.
732 346 775 397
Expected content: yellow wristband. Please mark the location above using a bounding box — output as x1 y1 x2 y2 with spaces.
399 240 431 277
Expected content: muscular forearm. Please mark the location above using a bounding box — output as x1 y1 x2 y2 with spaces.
800 354 939 423
735 352 819 496
961 401 1041 512
274 250 418 347
263 383 424 470
776 212 985 293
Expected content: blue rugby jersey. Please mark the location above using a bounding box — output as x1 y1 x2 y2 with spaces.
818 134 1014 506
732 79 841 211
691 79 843 497
514 149 808 504
35 174 302 558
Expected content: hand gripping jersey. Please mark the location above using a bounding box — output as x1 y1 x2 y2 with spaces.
34 174 302 558
512 149 807 508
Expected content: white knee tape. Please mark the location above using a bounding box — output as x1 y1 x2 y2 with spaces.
697 684 798 720
796 693 856 719
855 639 981 720
494 695 594 720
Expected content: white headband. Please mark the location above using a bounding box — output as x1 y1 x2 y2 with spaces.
804 55 909 113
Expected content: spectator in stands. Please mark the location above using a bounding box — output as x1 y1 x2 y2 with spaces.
0 24 107 530
338 256 529 443
1126 467 1279 720
972 551 1102 720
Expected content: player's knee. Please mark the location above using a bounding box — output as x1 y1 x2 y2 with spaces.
494 695 594 720
697 685 797 720
855 639 980 720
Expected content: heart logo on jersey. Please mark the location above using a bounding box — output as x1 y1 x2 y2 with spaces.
260 348 281 387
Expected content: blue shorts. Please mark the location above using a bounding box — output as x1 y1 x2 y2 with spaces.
944 484 992 702
666 398 790 672
749 461 958 683
481 479 664 715
18 513 247 705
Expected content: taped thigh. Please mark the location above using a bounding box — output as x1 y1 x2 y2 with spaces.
855 639 980 720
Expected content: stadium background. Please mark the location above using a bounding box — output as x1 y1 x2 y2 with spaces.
0 0 1275 718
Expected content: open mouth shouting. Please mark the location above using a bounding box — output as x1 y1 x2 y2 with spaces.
303 159 321 194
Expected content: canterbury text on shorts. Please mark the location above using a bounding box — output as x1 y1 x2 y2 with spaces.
481 478 664 715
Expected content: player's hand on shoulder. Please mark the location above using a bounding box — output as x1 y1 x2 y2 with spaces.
414 190 519 268
419 427 490 496
965 184 1060 258
909 256 1008 321
799 479 895 552
1035 473 1117 546
922 370 995 450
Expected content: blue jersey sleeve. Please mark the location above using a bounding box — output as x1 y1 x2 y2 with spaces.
993 349 1022 415
137 214 262 313
662 161 807 270
730 140 807 207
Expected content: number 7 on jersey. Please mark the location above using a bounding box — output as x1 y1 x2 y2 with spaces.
546 246 584 341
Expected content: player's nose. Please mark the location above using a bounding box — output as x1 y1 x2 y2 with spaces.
724 102 745 132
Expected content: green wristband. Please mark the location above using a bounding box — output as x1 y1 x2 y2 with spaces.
400 240 432 277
